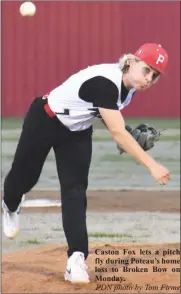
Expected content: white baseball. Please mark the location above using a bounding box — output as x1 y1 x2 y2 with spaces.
19 2 36 16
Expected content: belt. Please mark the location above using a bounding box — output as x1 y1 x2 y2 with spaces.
44 103 56 118
44 103 70 117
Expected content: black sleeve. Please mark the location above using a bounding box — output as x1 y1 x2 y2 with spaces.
78 76 119 110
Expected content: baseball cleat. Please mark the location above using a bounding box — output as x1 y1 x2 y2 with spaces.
2 195 25 239
64 251 90 283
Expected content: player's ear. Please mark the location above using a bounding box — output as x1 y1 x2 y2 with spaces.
126 57 138 72
127 56 136 65
126 58 132 66
119 54 136 73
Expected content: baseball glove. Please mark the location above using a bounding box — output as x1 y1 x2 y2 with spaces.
117 123 162 154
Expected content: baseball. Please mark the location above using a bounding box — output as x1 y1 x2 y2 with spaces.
19 2 36 16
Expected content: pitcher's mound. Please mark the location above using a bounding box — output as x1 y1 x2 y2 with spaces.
2 242 180 293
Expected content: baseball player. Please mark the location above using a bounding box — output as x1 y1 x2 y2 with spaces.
2 43 170 283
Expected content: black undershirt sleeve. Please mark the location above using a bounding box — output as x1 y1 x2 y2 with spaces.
79 76 119 110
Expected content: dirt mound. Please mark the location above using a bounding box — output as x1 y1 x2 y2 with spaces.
2 242 180 293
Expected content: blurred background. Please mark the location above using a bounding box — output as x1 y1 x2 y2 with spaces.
1 1 180 190
2 1 180 117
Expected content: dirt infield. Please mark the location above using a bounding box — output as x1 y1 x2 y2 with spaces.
2 190 180 293
22 190 180 213
2 243 180 293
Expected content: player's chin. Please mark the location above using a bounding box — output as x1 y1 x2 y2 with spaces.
138 85 151 91
134 85 147 91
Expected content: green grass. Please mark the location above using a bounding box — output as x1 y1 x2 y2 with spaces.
88 232 135 238
94 118 180 129
93 136 112 141
2 117 180 130
159 135 180 141
88 232 150 240
154 156 180 162
101 154 179 164
2 134 180 142
125 118 180 129
51 226 63 231
2 136 21 141
2 117 24 129
21 238 43 245
92 135 180 142
101 154 134 162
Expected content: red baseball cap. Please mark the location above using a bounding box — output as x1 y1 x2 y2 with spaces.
134 43 168 73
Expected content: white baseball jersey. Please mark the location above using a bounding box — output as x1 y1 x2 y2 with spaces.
47 63 136 131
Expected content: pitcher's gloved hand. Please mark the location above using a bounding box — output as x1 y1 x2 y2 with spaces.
117 124 162 154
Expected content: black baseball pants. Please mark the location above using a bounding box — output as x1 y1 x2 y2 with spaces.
3 97 93 259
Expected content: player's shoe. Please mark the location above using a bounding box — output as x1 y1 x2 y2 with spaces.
2 195 25 239
64 251 90 283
